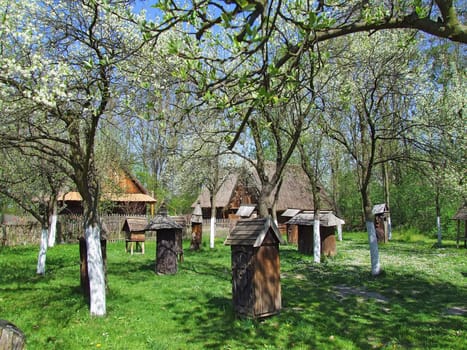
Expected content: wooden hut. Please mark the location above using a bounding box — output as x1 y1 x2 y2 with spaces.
194 163 333 222
282 208 301 244
145 207 183 274
372 203 390 243
122 217 148 254
452 204 467 248
190 201 203 250
286 211 341 257
58 169 156 215
224 217 285 318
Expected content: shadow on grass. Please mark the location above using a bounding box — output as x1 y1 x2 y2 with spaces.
160 248 467 349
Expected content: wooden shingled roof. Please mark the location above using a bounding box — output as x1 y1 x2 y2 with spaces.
122 217 148 233
145 215 183 231
452 204 467 221
286 211 344 227
58 168 156 204
224 217 285 247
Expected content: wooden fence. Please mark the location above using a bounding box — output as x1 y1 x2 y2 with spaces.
1 214 192 246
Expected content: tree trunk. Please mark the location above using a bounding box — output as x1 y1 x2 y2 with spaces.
366 218 381 276
85 223 106 316
313 210 321 264
382 160 392 240
257 182 274 218
436 187 442 247
210 193 216 249
337 223 343 241
36 227 48 275
48 204 58 247
363 192 381 276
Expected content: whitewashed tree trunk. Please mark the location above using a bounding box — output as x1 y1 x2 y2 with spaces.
387 215 392 241
48 208 58 247
337 223 343 241
85 224 106 316
313 215 321 263
36 227 48 275
436 216 442 246
209 193 217 249
210 216 216 249
366 220 381 276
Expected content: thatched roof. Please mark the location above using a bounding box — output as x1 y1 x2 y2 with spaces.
145 215 183 231
122 217 148 233
195 163 333 212
286 211 344 227
196 173 239 208
224 217 285 247
452 205 467 221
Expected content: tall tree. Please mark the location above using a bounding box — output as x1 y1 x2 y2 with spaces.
0 0 154 316
322 31 427 275
0 149 65 274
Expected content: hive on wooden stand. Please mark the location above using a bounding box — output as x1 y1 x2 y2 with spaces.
452 203 467 248
224 217 285 319
190 201 203 251
285 211 343 257
372 204 390 243
122 217 148 255
145 205 183 274
281 208 301 244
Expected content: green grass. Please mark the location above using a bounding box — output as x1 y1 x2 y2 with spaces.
1 232 466 349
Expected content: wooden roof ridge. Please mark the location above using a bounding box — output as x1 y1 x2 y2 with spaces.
122 217 149 232
285 211 344 227
193 173 239 208
57 168 156 203
145 214 183 231
452 203 467 221
224 217 285 247
120 167 150 195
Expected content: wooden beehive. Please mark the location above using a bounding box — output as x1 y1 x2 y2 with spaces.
286 211 341 257
122 217 148 254
190 201 203 250
372 204 389 243
224 217 285 318
452 204 467 248
281 209 301 244
145 212 183 274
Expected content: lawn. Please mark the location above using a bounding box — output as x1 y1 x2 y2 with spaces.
0 231 466 350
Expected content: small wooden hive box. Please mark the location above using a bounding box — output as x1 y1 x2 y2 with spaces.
145 208 183 275
122 217 148 254
372 203 390 243
286 211 341 257
282 208 301 244
190 201 203 250
224 217 285 318
452 203 467 248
